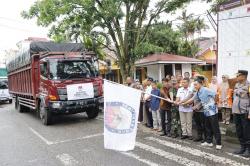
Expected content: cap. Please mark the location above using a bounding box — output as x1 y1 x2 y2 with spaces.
236 70 248 76
147 77 153 82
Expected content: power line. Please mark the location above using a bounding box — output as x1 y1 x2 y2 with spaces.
0 16 26 24
0 23 31 32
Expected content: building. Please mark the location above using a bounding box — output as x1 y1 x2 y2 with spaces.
195 37 217 81
217 0 250 79
99 48 122 83
135 53 205 82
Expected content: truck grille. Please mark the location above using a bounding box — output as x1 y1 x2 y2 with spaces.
57 85 99 101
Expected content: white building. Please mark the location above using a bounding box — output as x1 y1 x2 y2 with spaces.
218 0 250 79
135 53 205 81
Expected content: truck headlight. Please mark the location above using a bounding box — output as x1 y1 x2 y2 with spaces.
52 102 61 109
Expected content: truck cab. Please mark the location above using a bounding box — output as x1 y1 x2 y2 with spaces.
37 52 103 125
7 41 103 125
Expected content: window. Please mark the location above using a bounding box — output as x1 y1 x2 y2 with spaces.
49 60 98 80
40 62 48 78
175 64 182 76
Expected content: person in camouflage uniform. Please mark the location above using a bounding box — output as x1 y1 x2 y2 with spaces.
169 80 182 138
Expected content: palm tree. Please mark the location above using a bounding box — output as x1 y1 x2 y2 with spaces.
178 11 209 41
195 17 209 37
177 10 196 41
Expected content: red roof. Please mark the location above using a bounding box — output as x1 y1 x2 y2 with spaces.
135 53 205 66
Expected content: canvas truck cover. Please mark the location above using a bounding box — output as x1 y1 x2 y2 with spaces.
7 41 85 72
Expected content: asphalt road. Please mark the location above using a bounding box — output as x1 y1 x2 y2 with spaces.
0 103 249 166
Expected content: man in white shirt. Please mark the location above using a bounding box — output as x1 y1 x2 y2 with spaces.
143 77 153 128
175 78 193 140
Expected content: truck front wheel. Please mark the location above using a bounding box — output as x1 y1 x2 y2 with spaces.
39 102 52 125
86 107 99 119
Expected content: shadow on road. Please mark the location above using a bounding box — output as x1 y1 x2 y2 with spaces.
21 108 99 126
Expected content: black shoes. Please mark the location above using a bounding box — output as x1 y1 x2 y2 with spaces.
193 137 203 142
171 134 178 138
160 133 166 136
233 146 246 155
181 135 188 139
241 150 250 158
166 133 172 137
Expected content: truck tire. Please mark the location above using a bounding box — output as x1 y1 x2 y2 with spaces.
86 107 99 119
9 99 12 104
39 102 52 125
17 98 25 113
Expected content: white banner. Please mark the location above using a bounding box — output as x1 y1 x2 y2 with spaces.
104 80 141 151
66 83 94 101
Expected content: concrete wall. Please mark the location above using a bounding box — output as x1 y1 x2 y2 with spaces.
147 64 164 82
181 64 192 77
146 63 192 82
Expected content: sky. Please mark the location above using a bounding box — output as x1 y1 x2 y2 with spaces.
0 0 216 54
0 0 48 51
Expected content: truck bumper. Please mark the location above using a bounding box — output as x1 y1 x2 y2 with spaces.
48 96 103 114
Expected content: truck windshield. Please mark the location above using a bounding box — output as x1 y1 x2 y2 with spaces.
49 60 98 80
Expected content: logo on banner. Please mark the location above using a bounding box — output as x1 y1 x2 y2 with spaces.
78 85 83 91
105 102 136 134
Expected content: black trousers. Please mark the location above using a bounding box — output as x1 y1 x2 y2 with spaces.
138 102 143 122
145 101 153 128
205 114 221 145
234 114 250 146
193 112 206 139
160 109 172 134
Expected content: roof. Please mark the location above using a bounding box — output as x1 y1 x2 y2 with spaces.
195 37 216 57
135 53 205 66
103 47 118 60
200 59 216 65
219 0 250 11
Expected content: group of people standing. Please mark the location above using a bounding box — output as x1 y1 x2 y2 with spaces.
126 69 250 158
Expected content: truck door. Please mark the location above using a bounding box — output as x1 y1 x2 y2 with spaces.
39 61 49 100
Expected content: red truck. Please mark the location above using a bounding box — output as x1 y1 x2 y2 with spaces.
7 41 103 125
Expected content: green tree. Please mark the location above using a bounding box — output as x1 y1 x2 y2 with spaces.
178 40 199 57
177 10 209 41
206 0 228 13
177 10 209 57
177 10 195 41
22 0 192 82
134 22 181 57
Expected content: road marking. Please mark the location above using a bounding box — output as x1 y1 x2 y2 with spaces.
121 152 159 166
226 152 250 161
28 159 39 163
29 127 102 145
56 153 78 166
146 137 248 166
51 133 103 145
136 142 204 166
163 136 191 145
29 127 53 145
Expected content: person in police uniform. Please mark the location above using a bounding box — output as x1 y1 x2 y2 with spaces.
232 70 250 158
